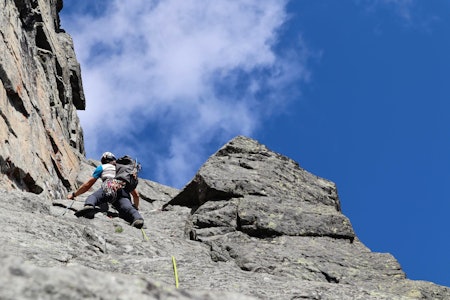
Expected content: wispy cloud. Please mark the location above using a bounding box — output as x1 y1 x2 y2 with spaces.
61 0 310 188
356 0 441 33
357 0 415 22
379 0 414 20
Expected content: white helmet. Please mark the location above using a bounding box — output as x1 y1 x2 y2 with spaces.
101 152 116 164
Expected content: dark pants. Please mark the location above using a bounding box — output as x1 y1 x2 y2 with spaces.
85 188 143 223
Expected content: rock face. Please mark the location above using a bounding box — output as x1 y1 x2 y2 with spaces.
1 1 450 299
161 136 450 299
1 136 449 300
165 136 354 241
0 0 85 199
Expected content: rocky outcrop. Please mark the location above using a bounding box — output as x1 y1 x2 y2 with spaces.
1 1 450 299
1 136 449 299
165 136 353 241
162 136 450 299
0 0 84 198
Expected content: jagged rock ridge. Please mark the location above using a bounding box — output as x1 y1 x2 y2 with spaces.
165 136 354 241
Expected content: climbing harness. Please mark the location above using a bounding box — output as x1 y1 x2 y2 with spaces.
101 178 124 201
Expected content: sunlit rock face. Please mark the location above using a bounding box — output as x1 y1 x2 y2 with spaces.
2 136 450 299
1 1 450 299
0 0 85 198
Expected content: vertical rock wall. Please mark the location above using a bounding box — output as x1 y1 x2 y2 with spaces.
0 0 85 198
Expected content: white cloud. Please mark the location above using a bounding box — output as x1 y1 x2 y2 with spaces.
62 0 309 188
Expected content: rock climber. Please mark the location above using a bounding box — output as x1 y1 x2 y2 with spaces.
67 152 144 229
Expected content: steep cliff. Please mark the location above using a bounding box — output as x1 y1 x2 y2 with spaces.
0 0 84 198
1 1 450 300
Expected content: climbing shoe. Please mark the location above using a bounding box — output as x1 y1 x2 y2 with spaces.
131 219 144 229
74 205 95 218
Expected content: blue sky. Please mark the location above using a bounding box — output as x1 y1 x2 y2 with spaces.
60 0 450 287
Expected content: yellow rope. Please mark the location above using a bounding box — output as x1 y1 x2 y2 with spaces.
141 228 149 241
172 256 179 288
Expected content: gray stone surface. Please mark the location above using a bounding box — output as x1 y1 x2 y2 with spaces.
166 136 354 240
161 136 450 299
0 137 449 299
